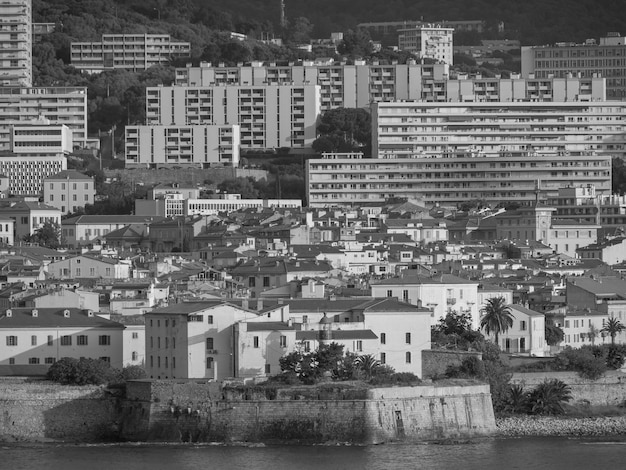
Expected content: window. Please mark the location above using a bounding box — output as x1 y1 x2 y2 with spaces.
406 352 412 364
380 352 386 364
6 336 17 346
380 333 386 344
150 356 153 367
387 290 393 297
99 357 111 363
356 340 363 352
45 357 55 365
61 335 72 346
165 337 169 349
208 315 213 324
165 357 168 368
31 335 37 346
29 357 40 365
206 337 214 350
253 336 259 348
280 336 287 348
47 335 53 346
405 333 411 344
132 332 139 339
265 364 271 374
248 277 256 287
172 357 176 369
403 290 409 301
188 315 203 322
206 357 214 369
9 358 14 365
263 276 270 287
99 335 111 346
132 352 138 361
520 321 527 331
77 335 88 345
565 320 570 328
172 337 175 349
89 267 95 276
304 341 311 352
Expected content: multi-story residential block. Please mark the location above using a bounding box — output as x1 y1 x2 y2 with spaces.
61 214 165 248
566 276 626 325
0 155 65 196
0 0 32 87
125 124 240 168
11 117 73 156
175 60 449 111
144 301 261 379
145 84 320 150
371 273 480 329
577 237 626 265
184 197 302 217
306 151 612 207
0 86 88 150
494 206 599 258
0 201 61 240
358 20 485 37
47 255 132 280
0 216 14 245
372 101 626 162
43 170 95 215
398 25 454 64
521 32 626 99
0 307 125 375
71 34 191 73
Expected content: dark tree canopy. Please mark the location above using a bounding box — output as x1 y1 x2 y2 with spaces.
314 108 371 155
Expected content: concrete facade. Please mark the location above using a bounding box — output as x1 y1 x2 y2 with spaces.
0 0 32 87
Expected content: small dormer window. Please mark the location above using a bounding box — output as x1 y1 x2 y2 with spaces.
63 309 70 318
6 309 12 317
32 309 38 317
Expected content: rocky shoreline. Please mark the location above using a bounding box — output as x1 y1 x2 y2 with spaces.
496 415 626 437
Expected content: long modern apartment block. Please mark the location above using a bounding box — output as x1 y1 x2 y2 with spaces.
125 124 240 168
0 86 88 151
71 34 191 73
0 0 32 87
306 151 611 207
145 84 320 151
521 32 626 99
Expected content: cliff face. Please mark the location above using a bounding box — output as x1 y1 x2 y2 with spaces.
0 379 496 444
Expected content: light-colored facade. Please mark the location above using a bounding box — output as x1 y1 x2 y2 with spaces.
0 201 61 240
43 170 95 215
489 304 548 356
372 100 626 161
71 34 191 73
0 216 14 245
47 255 132 280
185 197 302 216
125 124 240 168
358 20 484 37
0 86 88 150
398 26 454 64
146 84 320 150
11 119 73 156
61 214 165 248
306 151 612 207
0 0 32 87
0 155 66 196
521 33 626 99
0 307 125 375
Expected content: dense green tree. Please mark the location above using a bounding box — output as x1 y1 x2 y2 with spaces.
337 29 373 57
545 323 565 346
24 220 62 249
314 108 371 155
480 297 514 346
217 177 260 198
613 157 626 195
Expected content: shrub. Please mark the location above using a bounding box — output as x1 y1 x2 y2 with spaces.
120 365 147 381
504 383 529 414
606 346 626 370
554 346 606 380
47 357 118 385
527 379 572 415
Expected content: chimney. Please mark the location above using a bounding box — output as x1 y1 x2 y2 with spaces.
242 299 249 310
257 299 263 311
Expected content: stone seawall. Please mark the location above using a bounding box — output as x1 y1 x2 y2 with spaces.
0 380 118 442
119 381 496 444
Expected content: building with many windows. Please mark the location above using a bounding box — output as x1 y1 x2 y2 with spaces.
0 0 32 87
521 32 626 99
71 34 191 73
145 84 320 150
125 124 240 168
0 154 66 196
306 151 612 207
0 200 61 240
0 307 125 375
398 25 454 64
43 170 95 215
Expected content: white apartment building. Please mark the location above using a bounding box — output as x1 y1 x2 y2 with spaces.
11 119 73 156
176 60 449 111
146 84 320 150
372 101 626 161
0 0 32 87
71 34 191 73
521 32 626 99
125 124 240 168
306 151 611 207
398 25 454 64
0 86 88 150
43 170 95 215
0 201 61 240
0 154 66 196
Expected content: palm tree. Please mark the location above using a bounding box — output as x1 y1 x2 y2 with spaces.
602 317 625 345
480 297 514 347
354 354 381 380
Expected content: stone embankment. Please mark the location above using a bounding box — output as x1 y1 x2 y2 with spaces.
496 416 626 437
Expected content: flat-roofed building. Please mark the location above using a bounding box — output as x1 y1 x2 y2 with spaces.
0 154 66 196
71 33 191 73
146 84 320 150
398 25 454 64
0 0 32 87
125 124 240 168
43 170 95 215
521 33 626 99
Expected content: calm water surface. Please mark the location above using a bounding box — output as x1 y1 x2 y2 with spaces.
3 437 626 470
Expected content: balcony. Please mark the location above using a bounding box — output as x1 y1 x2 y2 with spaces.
446 297 457 305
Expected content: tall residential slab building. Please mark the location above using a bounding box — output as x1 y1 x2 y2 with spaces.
521 33 626 100
0 0 32 87
398 25 454 64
